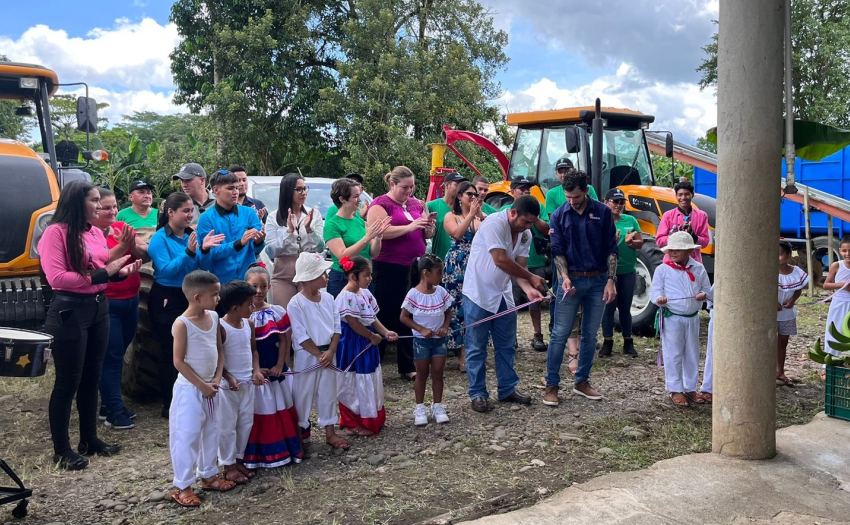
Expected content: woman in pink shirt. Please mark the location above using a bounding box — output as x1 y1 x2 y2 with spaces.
366 166 436 379
38 181 141 470
655 180 710 263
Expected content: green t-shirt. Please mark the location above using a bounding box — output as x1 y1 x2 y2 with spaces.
325 204 339 221
544 185 598 215
427 198 458 260
613 214 641 275
323 213 370 272
116 206 157 229
501 204 549 269
482 202 498 215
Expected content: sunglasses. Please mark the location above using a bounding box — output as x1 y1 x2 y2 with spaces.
464 192 479 198
610 199 626 205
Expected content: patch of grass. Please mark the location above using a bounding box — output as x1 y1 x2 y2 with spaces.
592 410 712 472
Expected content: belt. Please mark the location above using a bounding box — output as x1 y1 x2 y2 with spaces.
661 309 699 318
53 291 106 303
570 271 603 277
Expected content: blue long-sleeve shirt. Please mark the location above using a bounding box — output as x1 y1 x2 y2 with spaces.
196 203 265 283
549 198 618 273
148 226 211 288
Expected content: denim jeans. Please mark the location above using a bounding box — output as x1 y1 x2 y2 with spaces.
463 295 519 400
601 271 637 338
546 274 607 386
100 295 139 416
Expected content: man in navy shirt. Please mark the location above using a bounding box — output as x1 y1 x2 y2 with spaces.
544 170 618 406
231 164 268 223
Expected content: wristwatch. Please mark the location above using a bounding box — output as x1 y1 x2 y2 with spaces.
608 275 617 284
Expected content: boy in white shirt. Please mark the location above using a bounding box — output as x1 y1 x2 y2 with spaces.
650 231 711 408
287 253 346 450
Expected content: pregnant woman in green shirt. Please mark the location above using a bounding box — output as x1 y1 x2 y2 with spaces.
600 188 643 357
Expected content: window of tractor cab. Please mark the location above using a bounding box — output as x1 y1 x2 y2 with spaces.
600 128 654 192
508 126 583 192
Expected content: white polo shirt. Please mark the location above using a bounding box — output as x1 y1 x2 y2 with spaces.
463 210 531 314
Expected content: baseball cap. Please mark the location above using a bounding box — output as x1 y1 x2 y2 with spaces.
555 158 574 171
510 176 533 189
605 188 626 201
444 172 468 184
128 180 154 193
344 172 364 184
172 163 206 181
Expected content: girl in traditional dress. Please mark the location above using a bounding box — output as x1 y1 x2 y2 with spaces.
242 264 303 468
823 235 850 365
335 256 398 436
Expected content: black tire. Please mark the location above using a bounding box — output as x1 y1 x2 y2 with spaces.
628 241 664 336
813 236 839 274
121 265 161 402
485 192 513 210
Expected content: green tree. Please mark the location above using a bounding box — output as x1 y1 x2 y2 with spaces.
697 1 850 128
169 0 338 177
319 0 508 196
651 153 693 188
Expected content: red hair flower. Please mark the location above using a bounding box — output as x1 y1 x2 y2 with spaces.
256 261 267 269
340 256 354 271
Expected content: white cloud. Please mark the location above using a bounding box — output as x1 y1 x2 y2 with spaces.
0 17 179 91
56 86 187 124
499 63 717 143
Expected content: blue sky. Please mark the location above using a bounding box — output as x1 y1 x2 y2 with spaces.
1 0 718 143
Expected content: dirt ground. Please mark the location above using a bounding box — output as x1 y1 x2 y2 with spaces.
0 296 829 525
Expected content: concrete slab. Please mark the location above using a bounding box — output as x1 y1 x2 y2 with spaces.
467 413 850 525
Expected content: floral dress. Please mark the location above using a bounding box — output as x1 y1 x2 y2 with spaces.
442 222 475 350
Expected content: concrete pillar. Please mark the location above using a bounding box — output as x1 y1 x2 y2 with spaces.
713 0 783 459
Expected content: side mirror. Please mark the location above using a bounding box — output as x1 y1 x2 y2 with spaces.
76 97 98 133
566 127 581 154
665 133 674 158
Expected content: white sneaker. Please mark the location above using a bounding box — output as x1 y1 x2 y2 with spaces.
431 403 450 424
414 404 428 426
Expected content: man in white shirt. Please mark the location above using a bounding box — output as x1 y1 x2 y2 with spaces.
463 195 547 413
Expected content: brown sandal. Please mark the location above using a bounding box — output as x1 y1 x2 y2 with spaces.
700 392 713 404
201 475 237 492
685 391 705 404
171 489 201 507
777 375 795 387
326 434 350 450
670 392 690 408
224 466 248 484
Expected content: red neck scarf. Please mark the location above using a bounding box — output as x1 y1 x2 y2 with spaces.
664 260 695 281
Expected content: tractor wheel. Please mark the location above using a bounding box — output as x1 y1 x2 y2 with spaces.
485 192 513 211
624 241 664 336
812 236 838 282
121 264 162 402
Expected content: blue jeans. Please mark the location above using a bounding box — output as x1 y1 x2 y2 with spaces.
601 271 637 338
464 296 519 400
327 269 346 298
413 337 448 360
99 295 139 416
546 275 607 386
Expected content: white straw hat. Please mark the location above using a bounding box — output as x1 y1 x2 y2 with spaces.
292 252 333 283
661 231 701 252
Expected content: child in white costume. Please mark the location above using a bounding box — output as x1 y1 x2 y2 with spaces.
169 271 235 508
288 252 347 450
823 234 850 360
217 280 265 484
650 232 711 408
699 284 714 403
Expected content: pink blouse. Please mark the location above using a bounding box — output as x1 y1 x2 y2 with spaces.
656 207 710 263
38 223 110 294
370 194 427 266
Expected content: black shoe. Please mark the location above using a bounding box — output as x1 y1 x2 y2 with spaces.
599 339 613 357
500 390 531 405
471 397 490 413
160 406 170 419
532 333 547 352
623 338 638 357
53 451 89 470
77 440 122 457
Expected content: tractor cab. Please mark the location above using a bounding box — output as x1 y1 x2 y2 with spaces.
487 107 657 207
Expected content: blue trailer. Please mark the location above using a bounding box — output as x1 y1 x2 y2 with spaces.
692 146 850 269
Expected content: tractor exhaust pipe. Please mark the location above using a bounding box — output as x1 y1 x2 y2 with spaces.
592 98 604 194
